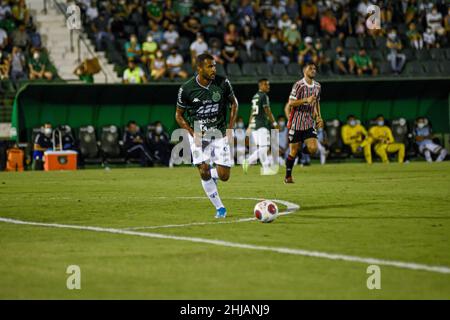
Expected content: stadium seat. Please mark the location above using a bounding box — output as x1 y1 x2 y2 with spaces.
422 61 441 75
256 63 271 76
403 61 424 76
374 37 387 51
226 63 242 78
239 48 251 63
242 63 258 77
178 37 191 52
402 48 415 61
329 37 342 50
368 50 384 62
184 64 194 76
137 25 149 41
287 63 302 77
415 50 431 61
216 63 227 77
363 37 374 50
123 24 136 37
344 37 359 49
100 125 125 164
325 119 347 159
305 24 317 37
445 48 450 60
429 48 445 60
378 62 392 75
440 61 450 74
272 63 287 76
79 126 102 164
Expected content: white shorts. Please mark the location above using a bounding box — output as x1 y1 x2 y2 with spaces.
250 127 270 147
188 135 232 167
418 141 442 154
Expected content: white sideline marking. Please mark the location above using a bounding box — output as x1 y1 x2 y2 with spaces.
123 197 300 231
0 217 449 275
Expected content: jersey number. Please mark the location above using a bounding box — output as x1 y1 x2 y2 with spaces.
251 98 259 116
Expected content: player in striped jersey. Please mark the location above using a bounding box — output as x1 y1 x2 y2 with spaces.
283 62 324 183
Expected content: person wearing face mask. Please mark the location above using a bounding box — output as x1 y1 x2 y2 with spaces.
386 28 406 75
265 34 290 65
33 123 53 170
28 49 53 80
414 117 447 163
341 115 372 164
147 121 171 166
190 33 208 66
368 115 405 164
141 33 158 67
123 120 153 167
124 34 142 60
150 50 166 80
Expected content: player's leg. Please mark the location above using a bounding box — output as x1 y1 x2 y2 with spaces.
211 136 233 218
285 142 300 183
304 137 318 155
317 142 327 165
419 144 432 162
216 165 230 181
386 143 405 163
374 143 389 163
360 138 373 164
197 162 225 216
436 147 448 162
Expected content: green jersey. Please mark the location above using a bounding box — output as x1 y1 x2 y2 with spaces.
249 91 270 130
177 75 235 134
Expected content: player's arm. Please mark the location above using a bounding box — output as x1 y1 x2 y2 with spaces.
288 96 315 108
175 107 194 137
314 101 324 128
264 106 278 129
228 95 239 131
284 101 291 119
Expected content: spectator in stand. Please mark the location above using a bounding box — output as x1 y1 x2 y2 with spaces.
260 8 277 40
166 48 188 80
414 117 448 163
200 8 219 39
124 34 142 61
298 36 317 66
278 13 293 35
150 50 166 80
12 0 29 25
272 0 286 20
190 33 208 65
356 0 371 18
314 38 330 71
163 24 179 49
0 50 10 80
181 14 201 41
301 0 319 36
283 23 301 60
0 27 7 50
91 12 111 51
386 28 406 75
210 0 228 25
320 9 337 38
10 46 27 86
224 23 239 44
423 27 438 49
148 21 164 44
265 33 289 65
141 34 158 68
222 37 239 66
285 0 299 22
11 23 29 50
85 1 99 22
28 48 53 80
210 40 224 65
426 5 445 37
445 7 450 35
123 57 147 84
349 49 377 76
334 46 350 74
0 1 12 21
407 22 423 50
146 0 163 24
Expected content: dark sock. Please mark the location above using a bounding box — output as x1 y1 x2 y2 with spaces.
285 155 295 178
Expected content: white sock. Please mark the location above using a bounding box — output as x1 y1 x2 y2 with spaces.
201 179 224 209
318 144 326 165
259 146 270 169
436 149 447 162
210 167 218 179
424 150 432 162
247 149 259 164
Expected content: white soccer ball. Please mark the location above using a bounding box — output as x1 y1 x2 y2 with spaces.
254 200 278 223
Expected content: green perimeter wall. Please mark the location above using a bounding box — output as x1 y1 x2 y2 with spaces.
11 79 450 142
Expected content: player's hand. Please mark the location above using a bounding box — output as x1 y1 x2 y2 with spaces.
305 95 316 105
316 117 324 128
226 128 234 143
193 131 202 147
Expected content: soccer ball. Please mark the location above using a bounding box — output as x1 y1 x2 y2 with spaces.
254 200 278 223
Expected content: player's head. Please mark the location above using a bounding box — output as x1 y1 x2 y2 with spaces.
258 78 270 92
277 115 286 128
303 62 317 79
347 115 357 127
196 53 216 81
127 120 138 133
375 114 385 126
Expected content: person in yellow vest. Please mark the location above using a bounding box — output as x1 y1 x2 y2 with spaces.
122 58 147 84
369 115 405 163
341 115 372 163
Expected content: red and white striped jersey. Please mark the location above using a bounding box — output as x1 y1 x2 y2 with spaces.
287 78 321 131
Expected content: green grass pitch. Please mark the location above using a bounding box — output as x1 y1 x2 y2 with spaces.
0 162 449 299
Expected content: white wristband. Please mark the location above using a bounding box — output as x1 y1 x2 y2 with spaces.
272 122 277 127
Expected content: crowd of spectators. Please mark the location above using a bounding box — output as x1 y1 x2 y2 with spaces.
74 0 450 82
0 0 56 90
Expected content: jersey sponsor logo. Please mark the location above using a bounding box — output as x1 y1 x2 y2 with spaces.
197 103 219 116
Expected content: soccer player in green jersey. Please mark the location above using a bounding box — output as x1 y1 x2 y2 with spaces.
175 53 239 218
243 79 279 174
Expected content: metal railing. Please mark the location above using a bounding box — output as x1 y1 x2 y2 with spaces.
45 0 109 83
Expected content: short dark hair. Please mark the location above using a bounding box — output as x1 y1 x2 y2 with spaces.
347 114 356 120
303 62 316 69
127 120 137 127
258 78 269 85
376 114 384 119
196 53 214 66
